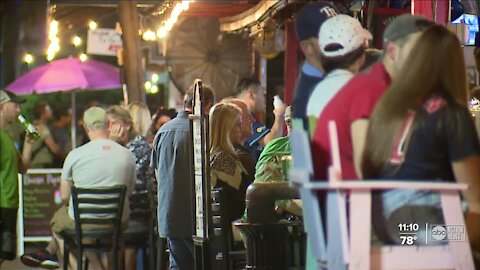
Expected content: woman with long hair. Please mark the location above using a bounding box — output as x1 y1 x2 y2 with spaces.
106 105 155 269
209 102 248 224
362 25 480 252
128 102 152 138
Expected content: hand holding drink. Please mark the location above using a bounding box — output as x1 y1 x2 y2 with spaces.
18 114 39 140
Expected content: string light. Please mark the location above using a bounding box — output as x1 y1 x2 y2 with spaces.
153 0 173 16
79 53 88 62
24 53 33 64
89 20 98 30
151 74 159 83
142 30 157 41
73 36 82 46
47 19 60 61
145 81 152 90
155 0 193 39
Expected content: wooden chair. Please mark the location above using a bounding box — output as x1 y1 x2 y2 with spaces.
211 188 246 270
289 123 476 269
124 181 157 270
60 185 127 270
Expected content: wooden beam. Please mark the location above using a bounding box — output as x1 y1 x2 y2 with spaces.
118 0 146 103
219 0 287 32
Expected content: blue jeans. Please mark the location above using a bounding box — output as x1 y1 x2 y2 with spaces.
168 237 194 270
372 189 444 245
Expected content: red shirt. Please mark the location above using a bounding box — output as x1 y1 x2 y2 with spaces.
312 63 391 180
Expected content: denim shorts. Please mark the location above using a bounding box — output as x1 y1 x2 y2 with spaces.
372 189 444 245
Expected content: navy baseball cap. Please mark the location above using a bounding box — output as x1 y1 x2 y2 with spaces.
295 1 339 41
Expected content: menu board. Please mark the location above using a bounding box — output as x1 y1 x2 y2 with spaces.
21 169 63 239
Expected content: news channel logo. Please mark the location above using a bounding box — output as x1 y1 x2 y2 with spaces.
430 225 466 242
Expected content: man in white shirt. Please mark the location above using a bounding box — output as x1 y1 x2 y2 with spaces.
306 15 372 133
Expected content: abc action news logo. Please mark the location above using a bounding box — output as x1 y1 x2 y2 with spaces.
430 225 466 242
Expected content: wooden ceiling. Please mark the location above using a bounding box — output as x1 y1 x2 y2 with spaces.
51 0 261 29
181 1 258 18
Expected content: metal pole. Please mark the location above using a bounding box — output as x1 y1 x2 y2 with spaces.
71 90 76 149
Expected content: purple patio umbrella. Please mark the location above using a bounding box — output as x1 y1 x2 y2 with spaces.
6 56 122 148
6 56 121 94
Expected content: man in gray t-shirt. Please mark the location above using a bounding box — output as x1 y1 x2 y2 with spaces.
21 107 136 269
61 135 136 223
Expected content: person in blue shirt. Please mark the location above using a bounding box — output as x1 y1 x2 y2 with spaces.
291 1 338 131
234 77 285 160
151 85 215 270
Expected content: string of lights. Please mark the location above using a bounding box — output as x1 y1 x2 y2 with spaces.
142 0 194 41
46 19 60 61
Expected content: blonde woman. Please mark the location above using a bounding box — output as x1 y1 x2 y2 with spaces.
128 102 152 137
210 102 248 224
106 105 154 190
106 105 155 269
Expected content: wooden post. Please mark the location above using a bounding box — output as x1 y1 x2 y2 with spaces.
1 0 20 87
283 18 298 106
118 0 146 103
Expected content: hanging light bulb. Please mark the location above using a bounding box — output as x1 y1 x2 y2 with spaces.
79 53 88 62
73 36 82 46
89 20 98 30
24 53 34 64
151 74 159 83
142 30 157 41
145 81 152 90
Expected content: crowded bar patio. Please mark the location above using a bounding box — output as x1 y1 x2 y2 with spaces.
1 0 479 269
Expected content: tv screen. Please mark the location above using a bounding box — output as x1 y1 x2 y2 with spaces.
452 14 479 46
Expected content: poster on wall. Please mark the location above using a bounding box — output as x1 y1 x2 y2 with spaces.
87 28 122 56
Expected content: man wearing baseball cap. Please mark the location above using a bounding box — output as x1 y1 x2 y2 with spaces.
311 14 433 180
306 14 372 121
21 106 136 269
291 1 338 131
0 90 32 266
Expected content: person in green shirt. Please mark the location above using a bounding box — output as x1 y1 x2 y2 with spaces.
243 106 302 220
0 90 32 265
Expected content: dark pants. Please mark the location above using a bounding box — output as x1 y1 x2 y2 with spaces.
0 207 18 260
167 237 194 270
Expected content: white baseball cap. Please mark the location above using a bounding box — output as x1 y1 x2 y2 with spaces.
318 14 372 57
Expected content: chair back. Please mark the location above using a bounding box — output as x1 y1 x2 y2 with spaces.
289 128 327 262
211 187 245 269
126 181 158 270
129 183 155 222
71 185 127 243
326 121 349 268
323 121 474 269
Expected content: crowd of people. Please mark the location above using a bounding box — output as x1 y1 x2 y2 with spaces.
1 0 480 269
